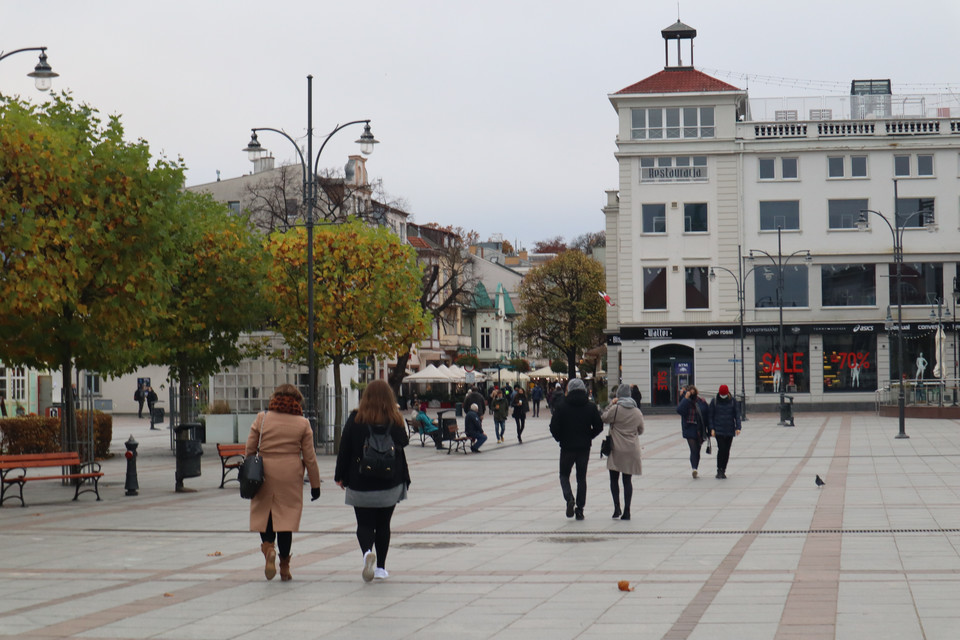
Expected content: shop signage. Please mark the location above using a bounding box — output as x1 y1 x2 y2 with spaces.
640 166 709 183
613 322 888 341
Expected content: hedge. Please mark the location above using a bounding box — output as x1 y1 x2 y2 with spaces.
0 411 113 459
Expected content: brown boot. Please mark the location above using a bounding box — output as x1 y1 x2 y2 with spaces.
279 555 292 581
261 542 276 581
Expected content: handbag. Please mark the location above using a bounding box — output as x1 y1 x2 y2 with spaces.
600 434 612 458
239 413 265 499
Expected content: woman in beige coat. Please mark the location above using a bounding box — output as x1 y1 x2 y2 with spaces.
601 383 644 520
246 384 321 581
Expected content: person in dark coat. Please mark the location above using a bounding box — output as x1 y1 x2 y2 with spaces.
531 384 544 417
549 378 604 520
134 384 146 419
464 387 486 417
146 387 159 428
0 394 7 418
630 384 642 408
549 383 564 413
335 380 411 582
708 384 741 479
511 386 529 443
676 385 709 478
464 403 488 452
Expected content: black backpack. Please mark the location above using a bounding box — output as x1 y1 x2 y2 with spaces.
358 425 396 479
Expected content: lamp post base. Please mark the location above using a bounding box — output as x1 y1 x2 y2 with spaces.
895 433 910 439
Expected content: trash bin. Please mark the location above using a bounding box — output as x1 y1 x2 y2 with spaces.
455 402 463 417
151 407 165 424
174 423 203 491
779 395 795 426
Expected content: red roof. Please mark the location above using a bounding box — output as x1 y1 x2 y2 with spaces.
616 68 740 95
407 236 431 249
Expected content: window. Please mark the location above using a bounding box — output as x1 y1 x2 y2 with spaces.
480 327 490 350
11 367 25 401
755 335 809 394
83 373 102 397
917 154 934 176
759 201 800 230
823 333 877 392
894 155 911 177
851 156 867 177
890 262 943 305
759 158 775 180
631 107 714 139
896 197 934 228
781 157 798 179
642 204 666 233
643 267 667 310
684 203 708 232
828 198 869 230
821 264 876 306
828 157 844 178
755 265 808 308
685 267 709 309
227 201 241 214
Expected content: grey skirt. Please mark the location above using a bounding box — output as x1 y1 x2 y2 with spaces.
345 483 407 508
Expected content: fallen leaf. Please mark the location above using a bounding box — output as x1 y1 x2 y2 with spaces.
617 580 634 592
163 593 174 598
207 551 222 557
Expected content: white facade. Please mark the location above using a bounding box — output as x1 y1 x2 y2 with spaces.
606 22 960 410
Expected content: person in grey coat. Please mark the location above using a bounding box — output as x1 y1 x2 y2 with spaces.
601 384 644 520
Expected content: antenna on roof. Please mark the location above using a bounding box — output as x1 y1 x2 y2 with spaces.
677 2 680 20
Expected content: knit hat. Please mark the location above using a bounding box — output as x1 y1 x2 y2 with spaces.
616 384 633 399
555 383 562 388
567 378 586 393
470 403 479 412
718 384 730 398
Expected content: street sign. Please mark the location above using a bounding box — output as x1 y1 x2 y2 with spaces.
465 371 475 384
728 358 742 363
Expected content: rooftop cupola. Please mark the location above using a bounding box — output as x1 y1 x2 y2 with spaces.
661 20 696 69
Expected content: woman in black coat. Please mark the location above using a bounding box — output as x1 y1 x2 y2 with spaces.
708 384 741 479
335 380 410 582
676 385 709 478
512 386 529 443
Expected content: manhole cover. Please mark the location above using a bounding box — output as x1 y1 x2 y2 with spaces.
540 536 606 544
394 541 472 550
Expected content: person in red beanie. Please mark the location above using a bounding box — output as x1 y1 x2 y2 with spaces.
708 384 741 479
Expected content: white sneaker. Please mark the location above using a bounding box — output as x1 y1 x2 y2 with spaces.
373 567 389 580
362 550 376 582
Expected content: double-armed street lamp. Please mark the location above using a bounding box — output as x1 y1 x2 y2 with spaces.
243 75 378 431
857 183 936 439
709 244 753 421
747 227 811 426
0 46 58 91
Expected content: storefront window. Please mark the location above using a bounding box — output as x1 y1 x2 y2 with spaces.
823 334 878 392
755 265 808 308
890 262 942 305
755 335 809 394
821 264 876 306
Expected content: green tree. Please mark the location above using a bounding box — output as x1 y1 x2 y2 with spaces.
516 251 605 381
266 219 430 449
158 192 272 421
0 95 184 452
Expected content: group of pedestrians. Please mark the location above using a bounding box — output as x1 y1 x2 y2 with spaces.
676 384 742 479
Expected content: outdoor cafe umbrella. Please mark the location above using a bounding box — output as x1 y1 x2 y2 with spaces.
933 326 947 379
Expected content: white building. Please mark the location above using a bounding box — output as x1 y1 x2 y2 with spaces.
605 21 960 411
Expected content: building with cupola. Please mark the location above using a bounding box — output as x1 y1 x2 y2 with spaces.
604 20 960 413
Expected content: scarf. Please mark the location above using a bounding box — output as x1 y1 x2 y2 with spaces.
268 395 303 416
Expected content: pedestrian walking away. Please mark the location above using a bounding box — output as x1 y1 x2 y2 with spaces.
549 378 603 520
531 384 544 417
512 385 529 443
490 389 509 443
464 403 488 452
602 383 644 520
134 384 146 419
676 385 709 478
630 384 642 409
464 386 486 417
335 380 411 582
146 386 159 428
246 384 322 582
708 384 741 479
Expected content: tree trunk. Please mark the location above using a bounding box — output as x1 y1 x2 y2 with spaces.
333 361 343 454
60 353 77 454
388 349 412 397
566 350 578 386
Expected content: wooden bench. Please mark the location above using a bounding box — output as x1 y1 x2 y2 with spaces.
0 452 103 507
445 422 473 455
216 443 246 488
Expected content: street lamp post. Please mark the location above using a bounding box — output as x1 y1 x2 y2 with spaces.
857 184 936 439
954 277 960 406
709 245 752 421
244 75 377 439
0 46 58 91
748 227 811 426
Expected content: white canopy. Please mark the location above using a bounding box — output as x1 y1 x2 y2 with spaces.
446 364 486 382
529 365 565 380
492 369 530 385
403 364 454 383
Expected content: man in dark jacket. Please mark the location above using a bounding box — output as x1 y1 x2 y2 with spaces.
464 403 487 453
708 384 741 479
549 378 604 520
464 387 486 417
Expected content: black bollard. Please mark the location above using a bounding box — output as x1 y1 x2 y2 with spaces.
124 435 139 496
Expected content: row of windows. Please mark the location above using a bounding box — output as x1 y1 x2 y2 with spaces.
644 262 953 310
759 153 936 181
631 107 715 140
0 366 27 402
640 198 937 234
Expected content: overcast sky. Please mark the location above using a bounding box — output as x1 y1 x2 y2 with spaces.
3 1 958 250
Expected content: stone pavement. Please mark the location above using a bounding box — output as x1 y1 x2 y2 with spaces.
3 410 960 639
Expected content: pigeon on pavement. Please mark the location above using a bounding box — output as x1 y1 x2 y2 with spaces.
815 475 825 487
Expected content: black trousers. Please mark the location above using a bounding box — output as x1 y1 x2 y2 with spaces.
354 505 396 569
259 513 292 558
559 449 589 509
609 470 633 511
515 414 526 439
715 434 734 472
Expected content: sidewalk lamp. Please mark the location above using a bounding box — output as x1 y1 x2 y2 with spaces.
0 46 58 91
243 75 377 448
709 244 753 421
747 227 811 426
857 180 936 439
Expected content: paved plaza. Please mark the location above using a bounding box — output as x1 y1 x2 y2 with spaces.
3 410 960 639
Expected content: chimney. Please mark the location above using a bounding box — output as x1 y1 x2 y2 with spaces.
252 155 275 174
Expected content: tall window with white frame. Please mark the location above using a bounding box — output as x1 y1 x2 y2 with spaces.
643 267 667 310
480 327 491 350
684 203 708 232
684 267 709 309
11 367 26 401
642 204 666 233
